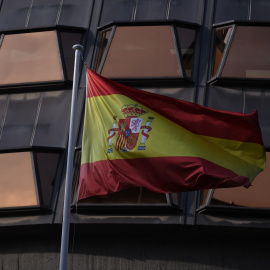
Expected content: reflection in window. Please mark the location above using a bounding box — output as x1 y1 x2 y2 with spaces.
58 31 83 81
201 152 270 208
95 29 112 73
0 152 37 208
222 26 270 78
35 152 60 207
0 151 60 209
212 26 232 77
96 24 197 79
212 25 270 79
0 31 63 85
100 26 181 78
176 27 196 78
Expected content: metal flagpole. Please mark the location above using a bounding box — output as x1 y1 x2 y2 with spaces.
59 44 84 270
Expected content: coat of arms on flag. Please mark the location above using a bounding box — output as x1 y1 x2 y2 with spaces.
107 103 154 153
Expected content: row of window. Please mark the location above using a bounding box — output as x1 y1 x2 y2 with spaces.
0 21 269 214
0 22 269 87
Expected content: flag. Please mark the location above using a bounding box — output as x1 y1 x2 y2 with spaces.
78 68 266 200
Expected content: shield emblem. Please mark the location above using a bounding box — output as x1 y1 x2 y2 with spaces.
116 118 143 151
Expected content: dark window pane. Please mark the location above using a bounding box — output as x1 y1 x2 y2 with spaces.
251 0 270 21
202 152 270 208
157 87 195 102
0 93 41 149
79 188 168 204
206 85 243 113
222 26 270 79
213 0 249 24
0 95 8 135
176 27 196 78
35 152 60 207
33 90 71 148
58 31 83 81
169 0 204 24
244 89 270 149
0 0 31 31
58 0 93 28
212 26 232 77
135 0 167 20
99 0 134 26
27 0 60 28
101 26 182 78
0 152 38 208
0 31 63 85
95 29 112 72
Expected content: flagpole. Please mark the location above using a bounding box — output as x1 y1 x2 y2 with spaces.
59 44 83 270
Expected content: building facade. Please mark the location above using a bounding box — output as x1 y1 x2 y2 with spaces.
0 0 270 269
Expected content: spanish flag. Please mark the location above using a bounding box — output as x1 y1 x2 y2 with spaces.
78 68 266 200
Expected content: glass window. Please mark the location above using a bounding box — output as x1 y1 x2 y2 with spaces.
0 90 71 150
213 0 249 24
0 93 41 149
58 31 83 81
222 26 270 78
35 152 60 207
0 151 60 209
27 0 60 28
33 90 72 148
176 26 196 78
212 26 233 77
0 152 38 208
99 0 134 26
201 152 270 208
95 29 112 73
135 0 168 20
99 25 183 78
211 25 270 80
0 31 63 85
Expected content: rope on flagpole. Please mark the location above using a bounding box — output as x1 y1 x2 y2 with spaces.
79 50 87 68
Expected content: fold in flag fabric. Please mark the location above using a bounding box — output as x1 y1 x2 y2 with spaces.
78 68 266 200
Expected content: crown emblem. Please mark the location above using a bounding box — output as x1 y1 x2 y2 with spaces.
121 104 148 118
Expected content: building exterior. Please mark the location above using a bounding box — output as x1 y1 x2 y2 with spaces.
0 0 270 269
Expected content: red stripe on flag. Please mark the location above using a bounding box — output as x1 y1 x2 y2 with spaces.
78 157 251 200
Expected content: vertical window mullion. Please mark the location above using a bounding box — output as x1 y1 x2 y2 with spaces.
97 26 116 74
171 25 185 78
31 151 42 207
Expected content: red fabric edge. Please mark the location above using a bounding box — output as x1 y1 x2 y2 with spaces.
78 157 251 200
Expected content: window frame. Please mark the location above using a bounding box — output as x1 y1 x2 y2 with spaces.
92 20 199 87
0 147 63 216
208 20 270 86
0 26 84 92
